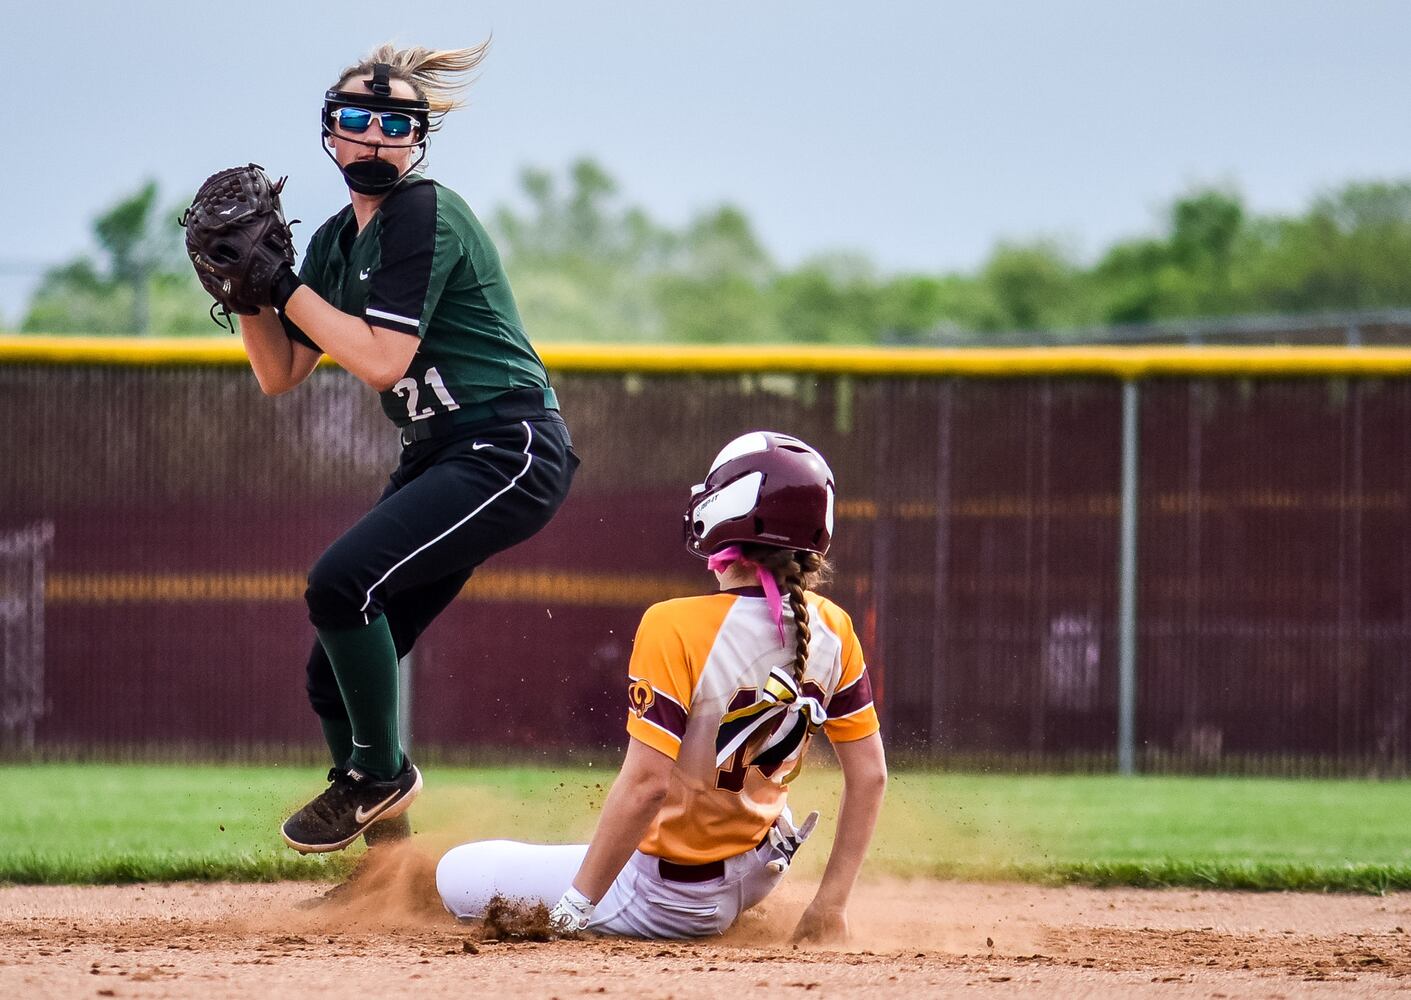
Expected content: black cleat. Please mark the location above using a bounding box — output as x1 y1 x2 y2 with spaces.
281 759 422 854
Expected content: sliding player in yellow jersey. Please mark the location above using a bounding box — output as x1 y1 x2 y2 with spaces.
437 432 887 942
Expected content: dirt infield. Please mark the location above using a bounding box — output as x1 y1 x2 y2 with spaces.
3 849 1409 998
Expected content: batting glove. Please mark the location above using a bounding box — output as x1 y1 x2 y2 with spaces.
549 886 595 933
765 809 820 874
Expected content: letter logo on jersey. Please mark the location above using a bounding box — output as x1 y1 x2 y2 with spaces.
627 679 656 719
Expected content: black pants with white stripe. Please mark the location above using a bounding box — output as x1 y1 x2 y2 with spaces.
303 412 578 719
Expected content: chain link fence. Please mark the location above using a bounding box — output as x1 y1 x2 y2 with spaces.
3 343 1410 774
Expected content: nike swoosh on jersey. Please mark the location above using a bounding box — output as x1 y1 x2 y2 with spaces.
354 791 400 825
359 268 371 280
472 442 492 450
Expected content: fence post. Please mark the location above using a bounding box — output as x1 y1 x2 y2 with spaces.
1118 380 1140 775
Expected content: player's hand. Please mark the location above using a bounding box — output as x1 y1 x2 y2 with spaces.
790 901 849 944
549 886 595 934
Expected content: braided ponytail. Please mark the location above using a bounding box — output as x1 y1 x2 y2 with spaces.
743 546 830 684
732 545 830 768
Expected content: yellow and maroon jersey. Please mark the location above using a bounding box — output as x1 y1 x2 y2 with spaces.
624 588 879 865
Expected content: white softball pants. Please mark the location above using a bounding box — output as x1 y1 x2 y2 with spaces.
436 836 788 939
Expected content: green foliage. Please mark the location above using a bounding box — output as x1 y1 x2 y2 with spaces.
23 181 213 335
980 241 1088 331
1092 188 1244 324
493 164 1411 343
3 764 1409 891
20 165 1411 341
493 162 674 342
1089 183 1411 328
1235 182 1411 314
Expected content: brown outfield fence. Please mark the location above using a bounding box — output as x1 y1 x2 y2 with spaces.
2 337 1411 774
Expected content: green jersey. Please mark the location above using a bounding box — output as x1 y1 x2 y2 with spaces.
289 176 549 427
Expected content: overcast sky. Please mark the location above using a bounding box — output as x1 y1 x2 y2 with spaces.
2 0 1407 325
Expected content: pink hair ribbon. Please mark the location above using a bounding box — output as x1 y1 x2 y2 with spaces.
707 545 788 647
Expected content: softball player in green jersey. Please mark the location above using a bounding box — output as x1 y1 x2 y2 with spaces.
236 42 578 856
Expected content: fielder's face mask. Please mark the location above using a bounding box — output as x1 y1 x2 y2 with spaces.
322 63 431 195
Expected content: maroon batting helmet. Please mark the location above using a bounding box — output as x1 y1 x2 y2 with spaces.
683 431 836 559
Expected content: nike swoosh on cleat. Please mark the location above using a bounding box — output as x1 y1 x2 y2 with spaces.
354 791 400 825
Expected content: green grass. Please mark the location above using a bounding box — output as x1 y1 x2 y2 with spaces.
1 764 1408 891
867 772 1411 892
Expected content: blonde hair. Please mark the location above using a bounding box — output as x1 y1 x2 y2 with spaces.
335 40 491 131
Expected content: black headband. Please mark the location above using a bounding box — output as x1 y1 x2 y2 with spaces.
323 89 431 114
324 62 431 115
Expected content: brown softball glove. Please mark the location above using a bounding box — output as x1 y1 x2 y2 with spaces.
179 164 297 329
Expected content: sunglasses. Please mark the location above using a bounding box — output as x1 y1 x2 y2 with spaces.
328 107 421 139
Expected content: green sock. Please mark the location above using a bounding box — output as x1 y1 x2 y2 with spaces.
316 617 403 780
320 716 354 768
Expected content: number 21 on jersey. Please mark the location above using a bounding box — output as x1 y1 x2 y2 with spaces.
393 366 459 421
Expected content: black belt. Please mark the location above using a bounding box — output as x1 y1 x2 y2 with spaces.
657 834 771 883
398 386 559 446
658 858 725 883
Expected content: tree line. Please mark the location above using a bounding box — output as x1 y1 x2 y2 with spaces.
18 160 1411 341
